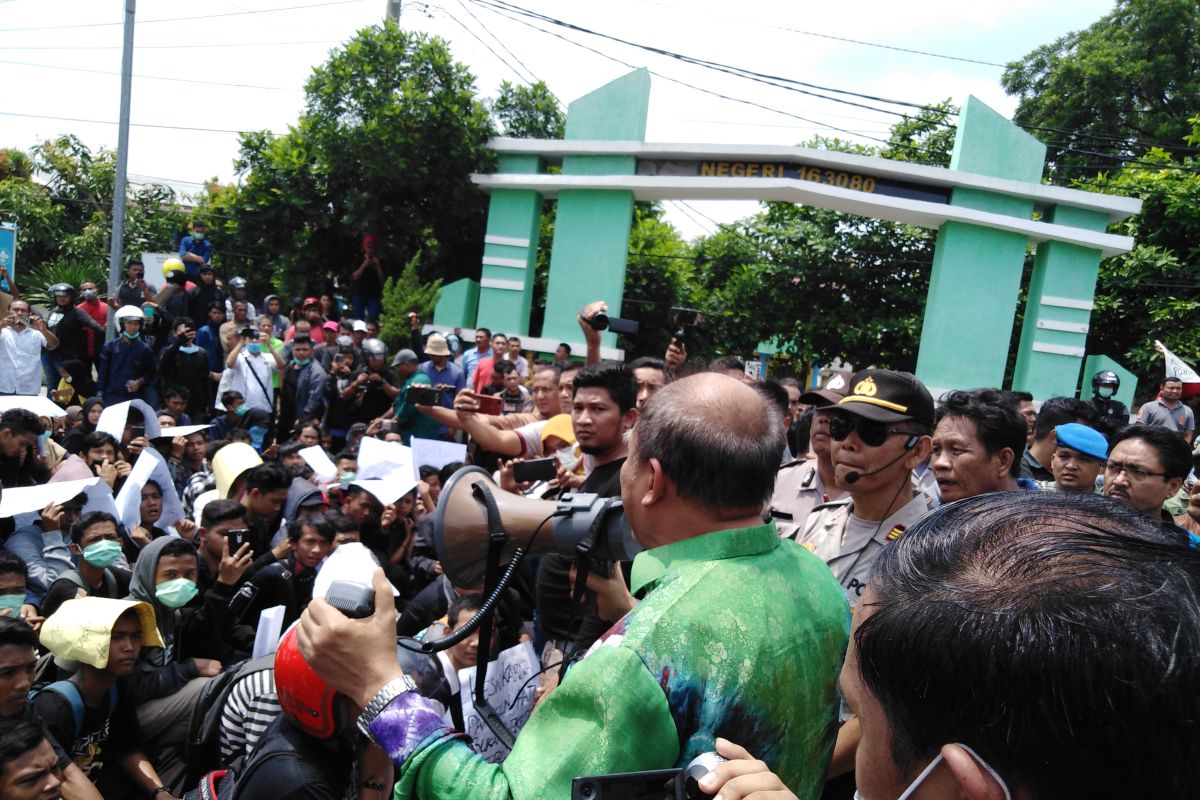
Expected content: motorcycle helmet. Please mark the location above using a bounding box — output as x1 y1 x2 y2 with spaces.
274 625 353 740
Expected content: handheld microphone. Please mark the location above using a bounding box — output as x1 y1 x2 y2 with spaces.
843 450 911 484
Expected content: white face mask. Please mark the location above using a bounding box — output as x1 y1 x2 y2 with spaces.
853 745 1011 800
554 444 581 474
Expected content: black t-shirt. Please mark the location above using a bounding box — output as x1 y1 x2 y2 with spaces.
236 716 352 800
536 458 626 649
41 568 132 620
18 702 72 771
32 680 141 785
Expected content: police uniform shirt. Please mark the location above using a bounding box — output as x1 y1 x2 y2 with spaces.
767 458 845 539
797 490 932 608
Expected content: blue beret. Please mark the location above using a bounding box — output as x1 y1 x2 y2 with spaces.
1055 423 1108 461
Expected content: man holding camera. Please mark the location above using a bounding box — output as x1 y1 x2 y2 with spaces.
0 300 58 396
297 373 849 800
225 325 284 416
387 349 439 445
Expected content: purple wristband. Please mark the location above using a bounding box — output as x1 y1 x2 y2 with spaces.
367 691 455 766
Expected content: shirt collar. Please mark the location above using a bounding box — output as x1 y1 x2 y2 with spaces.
630 521 779 596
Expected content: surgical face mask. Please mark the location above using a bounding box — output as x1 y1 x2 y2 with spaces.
234 405 248 416
853 745 1011 800
122 329 141 340
338 471 356 483
1098 385 1115 399
82 289 98 302
82 539 122 568
179 344 200 354
0 594 22 617
294 358 311 367
247 343 262 354
192 232 205 241
554 445 581 474
155 577 198 608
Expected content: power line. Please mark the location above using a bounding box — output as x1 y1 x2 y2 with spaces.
0 57 300 91
2 39 338 50
0 110 282 136
452 0 546 90
0 0 369 33
434 6 537 89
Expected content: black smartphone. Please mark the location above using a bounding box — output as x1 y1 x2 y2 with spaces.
224 527 250 552
129 425 144 440
571 769 684 800
406 385 440 405
513 457 557 483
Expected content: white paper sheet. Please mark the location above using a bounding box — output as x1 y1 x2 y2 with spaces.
312 542 399 598
457 641 540 763
357 436 414 481
411 438 467 477
96 400 162 440
349 477 418 507
157 424 212 439
0 395 67 418
251 605 286 659
113 448 184 530
300 446 338 482
0 478 99 518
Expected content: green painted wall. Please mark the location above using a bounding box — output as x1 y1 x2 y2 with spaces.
432 278 479 328
915 96 1047 394
542 69 651 349
1080 354 1137 409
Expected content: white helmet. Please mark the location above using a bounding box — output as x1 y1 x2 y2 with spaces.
115 305 144 322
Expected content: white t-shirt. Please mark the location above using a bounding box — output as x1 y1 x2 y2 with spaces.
233 351 276 412
0 326 47 395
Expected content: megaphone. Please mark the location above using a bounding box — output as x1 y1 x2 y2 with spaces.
434 466 642 591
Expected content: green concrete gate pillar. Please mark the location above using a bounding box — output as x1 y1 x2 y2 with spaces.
542 69 651 350
1011 205 1109 399
914 97 1046 396
474 153 545 336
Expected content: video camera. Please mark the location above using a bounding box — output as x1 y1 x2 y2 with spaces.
572 752 726 800
670 307 702 347
585 310 640 336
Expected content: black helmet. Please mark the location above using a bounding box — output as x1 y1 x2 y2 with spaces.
1092 370 1120 392
49 283 75 297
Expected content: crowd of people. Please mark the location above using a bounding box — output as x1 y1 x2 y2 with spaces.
0 226 1195 800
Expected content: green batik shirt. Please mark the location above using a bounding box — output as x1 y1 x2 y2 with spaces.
383 521 850 800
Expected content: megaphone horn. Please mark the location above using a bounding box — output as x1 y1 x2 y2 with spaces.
433 466 641 592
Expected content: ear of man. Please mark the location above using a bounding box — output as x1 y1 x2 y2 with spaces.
941 744 1011 800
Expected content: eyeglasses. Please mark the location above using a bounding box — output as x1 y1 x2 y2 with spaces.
1104 461 1167 482
829 414 919 447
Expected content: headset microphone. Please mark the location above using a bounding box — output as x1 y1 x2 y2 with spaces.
842 436 920 484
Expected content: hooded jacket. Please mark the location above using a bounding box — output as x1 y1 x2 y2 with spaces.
125 536 254 702
283 477 325 522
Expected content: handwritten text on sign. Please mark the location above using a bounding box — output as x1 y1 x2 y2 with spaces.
457 641 540 763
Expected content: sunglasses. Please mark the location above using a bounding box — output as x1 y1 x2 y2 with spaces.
829 414 919 447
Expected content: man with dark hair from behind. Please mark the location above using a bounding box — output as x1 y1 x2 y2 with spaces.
754 380 791 461
699 491 1200 800
1019 395 1096 482
1101 424 1191 524
931 388 1029 503
1009 389 1036 448
241 463 294 575
0 621 101 800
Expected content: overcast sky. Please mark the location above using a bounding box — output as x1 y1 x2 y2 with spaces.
1 0 1114 241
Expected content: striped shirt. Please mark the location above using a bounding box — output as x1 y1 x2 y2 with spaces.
219 667 280 764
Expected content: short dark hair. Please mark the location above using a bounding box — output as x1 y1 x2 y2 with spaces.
220 390 244 408
934 389 1027 477
0 409 44 438
557 342 571 356
437 461 465 488
708 355 745 374
1010 390 1034 404
0 719 49 769
857 491 1200 798
628 357 666 373
418 465 439 481
201 499 246 529
1162 375 1183 386
0 618 37 650
634 376 782 515
493 359 515 377
328 514 358 534
447 594 483 629
476 327 492 339
572 363 637 413
162 386 190 403
173 316 196 331
292 336 313 347
158 538 197 560
1110 424 1192 481
1033 396 1096 440
755 380 789 419
207 301 226 314
0 552 26 582
277 441 305 460
288 513 334 543
70 511 118 545
245 462 290 494
80 431 119 454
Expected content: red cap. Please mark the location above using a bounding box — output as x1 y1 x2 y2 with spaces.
302 297 321 308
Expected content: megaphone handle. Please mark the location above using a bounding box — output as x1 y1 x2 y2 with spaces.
473 488 508 714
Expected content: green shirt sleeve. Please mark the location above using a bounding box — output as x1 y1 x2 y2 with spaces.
395 645 680 800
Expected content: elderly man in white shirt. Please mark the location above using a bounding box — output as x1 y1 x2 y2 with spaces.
0 300 59 395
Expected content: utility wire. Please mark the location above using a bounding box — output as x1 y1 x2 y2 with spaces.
0 109 282 136
0 0 369 33
453 0 546 90
2 39 338 50
0 57 300 91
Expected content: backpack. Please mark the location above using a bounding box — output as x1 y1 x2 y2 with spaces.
183 654 276 786
57 569 119 599
30 680 118 742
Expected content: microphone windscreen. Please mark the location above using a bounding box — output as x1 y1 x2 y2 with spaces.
844 471 860 484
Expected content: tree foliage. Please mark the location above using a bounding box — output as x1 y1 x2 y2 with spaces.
379 253 442 351
491 81 565 139
210 24 495 305
1002 0 1200 180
